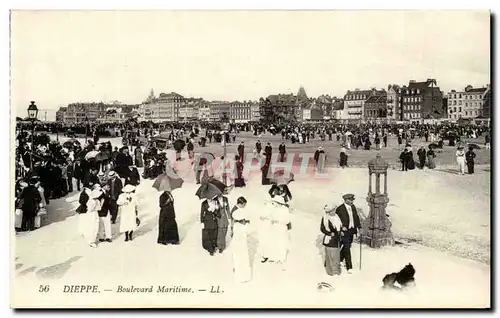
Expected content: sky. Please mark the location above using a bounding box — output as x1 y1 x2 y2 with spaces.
10 10 490 120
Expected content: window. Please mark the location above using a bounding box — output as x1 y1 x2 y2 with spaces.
465 111 468 116
459 94 462 98
459 100 462 105
466 103 468 107
453 100 457 105
459 107 462 112
454 94 457 99
449 100 452 105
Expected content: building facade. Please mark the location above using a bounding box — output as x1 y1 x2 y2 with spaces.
482 85 492 118
343 89 385 121
447 85 488 121
364 95 388 120
61 103 106 123
140 91 185 122
386 85 402 120
198 103 211 121
401 79 443 123
97 108 128 123
208 101 231 122
259 94 299 124
179 98 202 121
229 101 252 123
250 102 260 122
56 107 66 122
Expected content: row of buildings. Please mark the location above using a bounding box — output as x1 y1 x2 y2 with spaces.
55 102 140 124
54 80 491 125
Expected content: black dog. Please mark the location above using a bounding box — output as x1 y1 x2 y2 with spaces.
382 263 416 290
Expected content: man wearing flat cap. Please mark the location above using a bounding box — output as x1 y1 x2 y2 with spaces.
335 193 361 274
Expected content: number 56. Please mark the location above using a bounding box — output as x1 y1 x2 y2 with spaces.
39 285 50 293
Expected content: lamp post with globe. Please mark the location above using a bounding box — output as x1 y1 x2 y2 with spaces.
221 112 230 186
27 101 39 171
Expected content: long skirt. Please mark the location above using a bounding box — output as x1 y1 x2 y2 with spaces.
202 228 218 253
232 226 251 283
119 208 137 233
457 158 466 174
135 155 144 168
324 246 341 276
217 227 228 251
269 225 289 262
158 217 180 244
317 153 326 172
79 212 99 245
427 156 436 169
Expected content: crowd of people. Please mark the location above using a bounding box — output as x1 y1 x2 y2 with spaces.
13 118 489 285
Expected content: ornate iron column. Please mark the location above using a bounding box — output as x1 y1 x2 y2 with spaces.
361 154 395 248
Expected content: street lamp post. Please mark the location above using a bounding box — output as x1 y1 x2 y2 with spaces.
222 112 230 186
27 101 39 171
85 116 89 144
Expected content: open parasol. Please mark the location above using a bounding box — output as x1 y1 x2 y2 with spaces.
95 152 111 162
84 150 100 160
152 173 184 192
195 182 223 200
205 177 227 193
62 138 81 148
173 139 186 152
467 143 481 150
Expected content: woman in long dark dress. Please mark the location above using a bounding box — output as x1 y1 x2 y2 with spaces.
157 191 180 245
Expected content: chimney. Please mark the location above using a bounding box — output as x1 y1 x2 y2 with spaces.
409 80 416 84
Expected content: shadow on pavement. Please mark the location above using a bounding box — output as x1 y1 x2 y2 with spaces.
35 255 83 280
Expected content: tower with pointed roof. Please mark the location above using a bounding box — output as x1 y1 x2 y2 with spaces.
146 89 156 103
297 86 308 101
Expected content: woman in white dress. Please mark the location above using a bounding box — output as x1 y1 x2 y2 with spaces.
231 197 251 283
80 188 103 248
117 184 138 242
257 199 273 263
268 195 291 264
456 145 466 175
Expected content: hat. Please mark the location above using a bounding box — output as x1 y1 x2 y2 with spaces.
90 189 103 199
324 204 336 213
457 145 464 149
122 184 136 193
92 184 101 190
342 193 355 200
318 146 323 150
98 171 105 177
108 171 116 177
19 181 28 188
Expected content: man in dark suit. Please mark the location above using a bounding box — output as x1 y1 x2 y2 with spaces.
200 197 221 256
125 165 141 186
237 142 245 163
335 193 362 274
278 142 286 162
107 171 123 224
